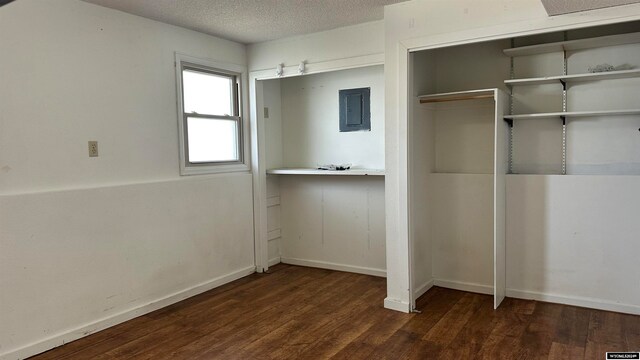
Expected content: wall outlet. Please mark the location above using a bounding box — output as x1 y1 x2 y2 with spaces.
88 141 99 157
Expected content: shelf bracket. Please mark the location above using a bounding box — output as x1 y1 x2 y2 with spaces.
509 44 515 116
561 116 567 175
509 122 514 174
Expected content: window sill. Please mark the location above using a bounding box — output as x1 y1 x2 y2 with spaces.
180 163 250 176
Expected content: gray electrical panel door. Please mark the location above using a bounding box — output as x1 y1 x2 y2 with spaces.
339 87 371 132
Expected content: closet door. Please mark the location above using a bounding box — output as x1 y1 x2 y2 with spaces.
493 90 509 308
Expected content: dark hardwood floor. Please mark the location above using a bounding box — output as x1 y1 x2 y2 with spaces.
30 264 639 359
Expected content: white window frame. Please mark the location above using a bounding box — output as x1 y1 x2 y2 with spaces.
175 53 250 175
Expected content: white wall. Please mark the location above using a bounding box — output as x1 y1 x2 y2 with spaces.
430 174 494 293
384 0 640 312
248 21 384 72
281 66 385 170
506 175 640 314
279 176 386 276
0 1 254 359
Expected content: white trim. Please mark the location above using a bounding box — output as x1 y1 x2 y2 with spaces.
267 229 281 241
434 279 494 296
1 266 255 360
250 77 269 273
0 172 251 198
506 289 640 316
413 279 434 300
401 11 640 53
251 53 384 81
175 53 251 176
280 257 386 278
384 297 412 313
393 42 413 310
268 257 282 267
405 45 417 311
179 163 250 176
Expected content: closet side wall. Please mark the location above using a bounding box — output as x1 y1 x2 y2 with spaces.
410 51 436 297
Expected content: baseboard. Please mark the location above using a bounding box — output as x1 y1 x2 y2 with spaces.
384 297 412 313
413 279 434 299
506 288 640 316
434 279 494 295
267 257 281 267
1 266 256 360
280 257 386 278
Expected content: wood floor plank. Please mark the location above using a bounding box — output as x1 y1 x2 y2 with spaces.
219 278 382 359
436 294 498 359
585 310 631 359
515 301 564 359
402 287 465 336
474 298 534 359
330 306 413 359
168 272 348 359
370 329 422 359
623 312 640 351
281 304 378 360
28 265 640 360
588 310 627 348
548 342 585 359
554 304 591 348
421 292 484 344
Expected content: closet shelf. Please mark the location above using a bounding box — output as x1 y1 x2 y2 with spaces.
418 89 496 104
266 168 385 176
504 109 640 120
505 69 640 86
503 31 640 57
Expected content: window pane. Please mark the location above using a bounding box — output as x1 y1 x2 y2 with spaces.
183 69 233 116
187 117 238 163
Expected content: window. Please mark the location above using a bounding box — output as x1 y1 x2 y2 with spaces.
176 54 248 175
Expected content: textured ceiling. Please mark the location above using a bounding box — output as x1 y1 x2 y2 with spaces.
81 0 407 44
541 0 640 15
